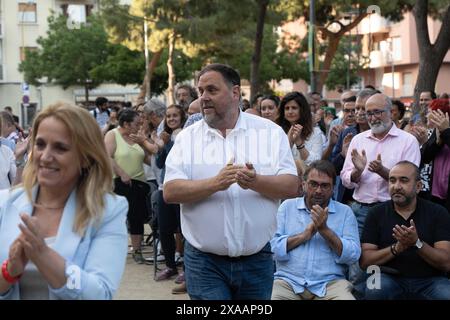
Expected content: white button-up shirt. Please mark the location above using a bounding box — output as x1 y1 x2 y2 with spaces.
164 112 297 257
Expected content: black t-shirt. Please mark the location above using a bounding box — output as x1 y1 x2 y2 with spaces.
361 198 450 277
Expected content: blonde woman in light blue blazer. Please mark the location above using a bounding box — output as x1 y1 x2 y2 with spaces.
0 103 128 300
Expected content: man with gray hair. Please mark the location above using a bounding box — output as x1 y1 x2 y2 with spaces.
144 98 166 135
341 93 421 235
175 84 198 112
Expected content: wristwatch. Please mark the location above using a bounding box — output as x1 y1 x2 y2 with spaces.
415 238 424 249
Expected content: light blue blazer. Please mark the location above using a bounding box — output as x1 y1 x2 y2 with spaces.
0 186 129 300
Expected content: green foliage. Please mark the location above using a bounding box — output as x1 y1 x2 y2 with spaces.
325 35 369 90
287 34 367 89
216 26 306 85
150 49 203 96
90 44 145 86
19 14 110 89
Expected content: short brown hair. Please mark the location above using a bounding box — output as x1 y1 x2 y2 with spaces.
304 160 336 185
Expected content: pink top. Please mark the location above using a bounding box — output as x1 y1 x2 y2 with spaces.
341 124 421 203
432 144 450 199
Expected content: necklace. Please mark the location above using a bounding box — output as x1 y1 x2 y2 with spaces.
36 202 65 210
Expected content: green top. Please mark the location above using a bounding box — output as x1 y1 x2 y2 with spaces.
113 128 146 182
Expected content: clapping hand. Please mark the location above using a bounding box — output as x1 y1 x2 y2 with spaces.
329 125 343 146
213 158 241 191
18 214 49 263
340 133 353 157
287 124 304 146
160 132 171 145
351 149 367 173
129 126 147 145
236 163 257 190
7 237 29 278
428 109 449 134
392 219 419 250
407 125 428 145
368 154 386 175
310 205 329 232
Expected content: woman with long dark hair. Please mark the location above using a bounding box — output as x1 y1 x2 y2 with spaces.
279 92 325 165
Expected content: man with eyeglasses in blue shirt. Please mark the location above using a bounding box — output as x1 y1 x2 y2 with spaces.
271 160 361 300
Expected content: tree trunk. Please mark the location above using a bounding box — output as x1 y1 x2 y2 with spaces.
250 0 268 101
84 83 89 103
167 31 176 105
412 1 450 114
316 35 340 93
137 49 163 103
315 13 367 93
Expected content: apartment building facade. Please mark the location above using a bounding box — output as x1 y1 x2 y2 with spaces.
358 11 450 104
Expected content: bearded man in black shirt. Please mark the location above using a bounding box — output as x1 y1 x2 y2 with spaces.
360 160 450 300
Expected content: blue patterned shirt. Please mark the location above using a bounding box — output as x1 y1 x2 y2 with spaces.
183 113 203 128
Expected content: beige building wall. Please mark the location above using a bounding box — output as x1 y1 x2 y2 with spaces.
0 0 100 128
360 11 450 100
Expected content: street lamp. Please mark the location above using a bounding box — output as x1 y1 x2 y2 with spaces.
308 0 316 92
143 15 150 101
387 37 395 98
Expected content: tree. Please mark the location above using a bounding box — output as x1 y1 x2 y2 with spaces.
413 0 450 112
19 14 111 102
324 35 369 91
285 33 367 91
250 0 269 99
101 0 257 100
100 0 161 100
224 26 306 93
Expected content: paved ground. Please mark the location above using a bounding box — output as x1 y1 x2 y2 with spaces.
115 243 189 300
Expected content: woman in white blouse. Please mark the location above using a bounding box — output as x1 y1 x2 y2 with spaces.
279 91 325 165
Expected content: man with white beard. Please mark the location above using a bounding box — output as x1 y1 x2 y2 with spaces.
341 93 421 236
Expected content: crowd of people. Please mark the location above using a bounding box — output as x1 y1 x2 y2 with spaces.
0 62 449 300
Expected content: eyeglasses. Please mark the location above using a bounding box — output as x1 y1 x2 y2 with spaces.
343 109 356 114
366 109 387 118
307 181 332 191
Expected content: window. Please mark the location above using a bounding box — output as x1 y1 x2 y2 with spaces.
19 46 37 61
392 37 402 61
60 4 94 22
380 37 402 63
18 0 37 23
402 72 413 96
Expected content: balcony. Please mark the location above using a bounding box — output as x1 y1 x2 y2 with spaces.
369 50 391 68
357 14 390 35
